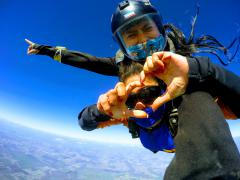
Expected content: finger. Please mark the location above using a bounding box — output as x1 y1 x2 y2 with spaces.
152 51 164 60
150 92 171 111
143 55 163 75
125 109 148 118
98 94 113 116
146 56 154 70
151 54 165 74
25 38 34 45
152 52 165 67
161 52 172 63
107 89 119 106
115 82 126 101
140 71 145 83
126 81 143 95
97 94 105 110
143 59 151 74
140 70 155 86
97 102 104 112
154 60 165 74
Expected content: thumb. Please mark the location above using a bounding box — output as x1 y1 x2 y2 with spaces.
151 92 171 111
125 109 148 118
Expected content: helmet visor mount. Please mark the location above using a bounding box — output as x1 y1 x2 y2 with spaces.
115 13 166 61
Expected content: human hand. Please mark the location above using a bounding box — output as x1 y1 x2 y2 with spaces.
97 81 148 119
141 51 189 110
25 38 40 55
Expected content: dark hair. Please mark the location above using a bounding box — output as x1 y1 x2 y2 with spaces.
164 6 240 65
118 61 144 82
118 61 166 89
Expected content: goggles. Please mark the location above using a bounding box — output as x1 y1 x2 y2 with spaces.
126 86 163 109
115 14 166 61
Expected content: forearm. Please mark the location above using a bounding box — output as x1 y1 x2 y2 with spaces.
186 57 240 117
35 44 56 58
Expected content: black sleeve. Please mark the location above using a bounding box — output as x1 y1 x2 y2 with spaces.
78 104 111 131
61 51 118 76
36 45 119 76
35 45 56 58
186 56 240 117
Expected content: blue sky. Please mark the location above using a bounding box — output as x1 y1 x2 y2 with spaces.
0 0 240 144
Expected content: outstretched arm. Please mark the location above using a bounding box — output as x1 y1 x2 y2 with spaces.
25 39 119 76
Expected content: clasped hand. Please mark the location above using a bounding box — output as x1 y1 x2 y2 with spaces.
97 51 189 120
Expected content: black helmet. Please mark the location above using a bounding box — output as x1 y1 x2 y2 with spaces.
111 0 166 61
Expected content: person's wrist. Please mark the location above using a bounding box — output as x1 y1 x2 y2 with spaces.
53 46 67 62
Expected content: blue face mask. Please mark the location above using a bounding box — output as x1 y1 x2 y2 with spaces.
130 106 165 129
126 35 166 61
129 107 175 153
